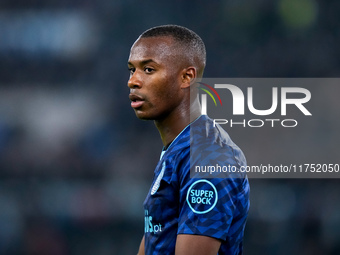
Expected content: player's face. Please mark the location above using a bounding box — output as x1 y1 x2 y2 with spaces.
127 36 186 120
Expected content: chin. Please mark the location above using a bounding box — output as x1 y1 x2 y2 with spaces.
134 110 154 120
134 108 168 121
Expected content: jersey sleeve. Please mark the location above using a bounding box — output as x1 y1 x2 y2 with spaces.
176 148 250 242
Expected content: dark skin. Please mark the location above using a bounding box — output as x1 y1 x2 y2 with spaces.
128 36 221 255
128 36 201 146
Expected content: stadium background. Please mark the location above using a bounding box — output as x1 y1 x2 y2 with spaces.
0 0 339 254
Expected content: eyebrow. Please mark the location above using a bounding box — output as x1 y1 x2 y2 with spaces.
128 59 158 66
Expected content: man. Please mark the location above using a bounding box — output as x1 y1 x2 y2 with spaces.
127 25 249 255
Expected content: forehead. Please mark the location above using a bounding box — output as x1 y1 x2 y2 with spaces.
128 36 178 64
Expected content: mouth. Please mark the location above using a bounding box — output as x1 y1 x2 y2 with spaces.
129 94 145 109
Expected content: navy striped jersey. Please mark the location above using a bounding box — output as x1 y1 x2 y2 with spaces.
143 115 250 254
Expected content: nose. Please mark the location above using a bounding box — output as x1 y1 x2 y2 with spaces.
128 71 142 89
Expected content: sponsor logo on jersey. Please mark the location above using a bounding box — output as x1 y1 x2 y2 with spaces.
144 210 162 234
186 180 218 214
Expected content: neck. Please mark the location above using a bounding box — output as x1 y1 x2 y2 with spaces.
155 97 201 147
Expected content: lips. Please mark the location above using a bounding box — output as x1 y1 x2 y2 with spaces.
129 93 145 108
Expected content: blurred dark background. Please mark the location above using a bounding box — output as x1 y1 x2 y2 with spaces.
0 0 339 254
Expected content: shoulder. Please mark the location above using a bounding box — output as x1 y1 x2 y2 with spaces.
191 115 247 169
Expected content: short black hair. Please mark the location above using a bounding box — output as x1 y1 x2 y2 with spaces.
140 25 206 77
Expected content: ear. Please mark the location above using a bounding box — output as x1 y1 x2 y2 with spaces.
180 67 197 89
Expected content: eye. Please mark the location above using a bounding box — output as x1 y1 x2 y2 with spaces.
128 67 135 74
144 67 154 74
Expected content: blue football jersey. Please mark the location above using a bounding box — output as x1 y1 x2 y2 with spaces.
143 115 250 255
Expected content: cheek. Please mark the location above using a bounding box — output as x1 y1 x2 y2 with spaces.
156 77 181 104
146 71 183 109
